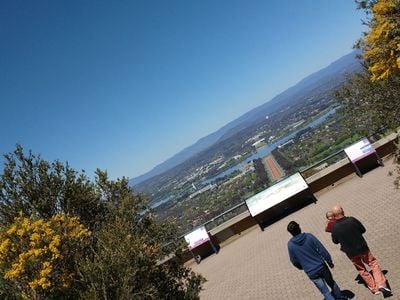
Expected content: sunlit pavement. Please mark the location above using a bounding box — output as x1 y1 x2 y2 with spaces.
188 158 400 299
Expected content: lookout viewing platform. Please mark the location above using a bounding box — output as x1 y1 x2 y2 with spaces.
188 156 400 299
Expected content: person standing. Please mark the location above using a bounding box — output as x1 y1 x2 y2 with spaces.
287 221 346 300
325 211 336 233
331 205 392 297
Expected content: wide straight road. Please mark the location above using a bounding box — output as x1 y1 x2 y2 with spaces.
262 154 284 181
189 159 400 299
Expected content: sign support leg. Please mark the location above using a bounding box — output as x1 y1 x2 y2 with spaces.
189 249 201 264
208 240 218 254
353 162 363 177
375 152 384 167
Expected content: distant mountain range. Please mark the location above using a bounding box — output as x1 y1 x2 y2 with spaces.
130 50 362 187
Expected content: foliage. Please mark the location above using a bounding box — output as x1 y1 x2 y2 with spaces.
346 0 400 187
0 146 204 299
77 172 204 300
0 145 106 232
78 217 203 300
0 214 90 299
344 0 400 130
253 158 270 187
357 0 400 80
335 69 400 132
271 148 298 174
393 135 400 188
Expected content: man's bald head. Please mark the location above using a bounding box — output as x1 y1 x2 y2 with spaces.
332 205 345 219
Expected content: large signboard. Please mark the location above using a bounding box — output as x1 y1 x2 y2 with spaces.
344 138 376 163
184 226 210 250
245 173 308 217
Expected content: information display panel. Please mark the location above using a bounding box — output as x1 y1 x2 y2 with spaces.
245 173 308 217
344 138 376 163
184 226 210 250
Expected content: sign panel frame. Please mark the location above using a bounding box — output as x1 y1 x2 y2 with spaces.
184 226 210 250
344 137 383 177
344 138 376 163
245 172 309 217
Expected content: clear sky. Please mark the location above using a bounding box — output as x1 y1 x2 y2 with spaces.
0 0 365 179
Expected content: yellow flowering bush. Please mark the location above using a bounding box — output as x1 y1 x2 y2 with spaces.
0 148 205 299
0 213 91 297
362 0 400 80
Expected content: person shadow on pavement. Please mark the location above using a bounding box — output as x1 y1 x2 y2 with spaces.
355 270 393 298
340 289 355 299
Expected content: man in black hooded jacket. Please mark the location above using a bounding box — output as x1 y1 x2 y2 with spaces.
331 205 392 297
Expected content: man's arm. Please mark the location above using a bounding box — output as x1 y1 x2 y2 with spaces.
352 217 366 234
325 221 330 232
331 230 339 244
288 244 302 270
311 234 333 265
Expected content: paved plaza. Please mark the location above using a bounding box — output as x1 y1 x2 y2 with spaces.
188 159 400 299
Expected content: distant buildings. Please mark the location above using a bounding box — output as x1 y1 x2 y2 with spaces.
278 139 294 149
209 157 224 165
251 138 266 149
292 119 305 129
189 184 216 199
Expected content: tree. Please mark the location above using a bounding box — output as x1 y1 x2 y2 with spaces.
335 70 400 131
77 170 204 300
335 1 400 131
0 214 91 299
253 158 269 188
395 140 400 188
0 145 106 231
357 0 400 80
0 146 204 299
337 0 400 188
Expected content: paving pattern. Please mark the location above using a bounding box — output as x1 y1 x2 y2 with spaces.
188 159 400 300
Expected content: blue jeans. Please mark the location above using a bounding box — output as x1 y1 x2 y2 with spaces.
311 277 342 300
310 266 342 300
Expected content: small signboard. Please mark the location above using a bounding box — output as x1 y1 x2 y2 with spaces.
184 226 210 250
245 172 308 217
344 138 376 163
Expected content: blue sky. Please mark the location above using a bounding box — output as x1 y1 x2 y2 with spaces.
0 1 365 179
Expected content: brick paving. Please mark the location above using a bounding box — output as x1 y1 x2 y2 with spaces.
188 159 400 300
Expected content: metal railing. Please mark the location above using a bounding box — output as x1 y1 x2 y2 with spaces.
299 127 390 177
203 201 248 230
